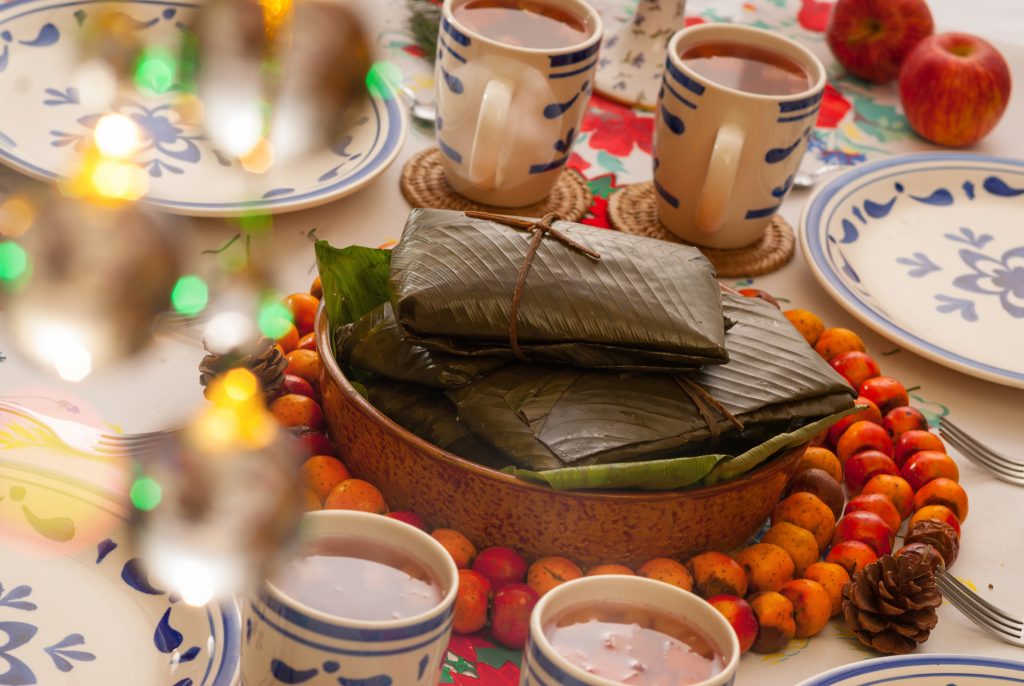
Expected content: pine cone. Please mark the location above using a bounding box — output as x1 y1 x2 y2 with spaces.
199 337 286 401
843 553 942 655
904 520 959 569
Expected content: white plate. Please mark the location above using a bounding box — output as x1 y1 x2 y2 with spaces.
0 0 406 217
801 153 1024 389
0 402 239 686
796 654 1024 686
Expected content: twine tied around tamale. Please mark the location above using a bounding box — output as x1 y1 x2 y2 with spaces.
674 376 744 444
465 210 601 361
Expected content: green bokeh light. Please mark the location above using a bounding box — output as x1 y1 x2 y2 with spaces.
258 299 293 338
0 241 27 282
130 476 162 511
135 46 177 95
171 274 209 316
366 60 402 99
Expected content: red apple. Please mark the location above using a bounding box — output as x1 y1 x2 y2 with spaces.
845 493 903 533
707 594 760 654
836 420 894 465
884 406 928 437
900 33 1012 147
386 511 427 531
830 351 881 390
472 546 528 591
832 510 895 557
826 0 934 84
858 376 909 414
844 450 900 492
282 374 317 400
287 426 334 458
490 583 539 648
901 450 960 491
893 429 946 468
826 396 883 446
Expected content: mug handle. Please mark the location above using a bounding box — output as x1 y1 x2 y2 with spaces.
695 123 745 234
469 78 514 190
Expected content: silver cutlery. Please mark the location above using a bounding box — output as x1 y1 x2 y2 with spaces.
939 416 1024 487
937 570 1024 646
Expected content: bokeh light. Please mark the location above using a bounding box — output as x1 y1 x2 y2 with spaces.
93 114 142 159
130 476 163 511
257 299 293 338
0 241 28 282
0 197 36 238
170 274 209 316
135 46 177 95
366 60 402 99
30 322 93 382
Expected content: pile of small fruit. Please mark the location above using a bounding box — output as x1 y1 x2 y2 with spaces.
261 280 968 656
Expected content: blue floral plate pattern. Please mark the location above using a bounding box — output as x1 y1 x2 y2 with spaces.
0 404 240 686
0 0 406 217
801 153 1024 389
796 654 1024 686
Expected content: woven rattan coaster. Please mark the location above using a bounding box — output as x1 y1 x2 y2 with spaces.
608 181 795 278
400 147 593 221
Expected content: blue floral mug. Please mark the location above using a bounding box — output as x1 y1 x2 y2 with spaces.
240 511 458 686
435 0 602 207
654 24 826 248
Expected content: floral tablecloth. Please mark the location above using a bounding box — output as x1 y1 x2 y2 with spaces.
1 1 1023 685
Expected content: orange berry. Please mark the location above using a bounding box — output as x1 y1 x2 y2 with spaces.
453 569 489 634
735 543 795 594
300 455 351 502
762 523 819 575
796 446 843 483
301 487 322 511
297 332 317 351
586 564 635 576
780 579 831 638
270 393 324 430
861 474 915 519
431 529 477 569
323 478 387 514
814 327 865 360
772 492 836 552
802 562 850 617
310 275 323 299
275 323 300 353
913 477 969 522
285 349 321 387
637 558 694 592
285 293 320 336
527 557 583 596
784 309 825 346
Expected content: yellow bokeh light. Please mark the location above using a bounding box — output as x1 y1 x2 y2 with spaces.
239 137 274 174
90 159 148 201
222 368 259 402
192 370 278 453
93 113 142 159
260 0 292 37
0 197 35 238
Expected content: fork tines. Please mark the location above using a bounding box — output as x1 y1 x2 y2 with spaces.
939 416 1024 486
937 572 1024 646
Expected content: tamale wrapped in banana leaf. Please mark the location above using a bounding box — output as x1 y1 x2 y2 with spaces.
339 303 508 388
362 377 511 470
447 295 855 470
388 208 728 371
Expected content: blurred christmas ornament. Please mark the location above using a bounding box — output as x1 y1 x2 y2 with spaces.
194 0 373 169
595 0 687 110
0 130 182 381
131 368 304 605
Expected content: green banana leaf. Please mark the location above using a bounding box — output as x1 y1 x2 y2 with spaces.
503 407 858 491
389 208 729 371
338 303 508 389
314 241 391 350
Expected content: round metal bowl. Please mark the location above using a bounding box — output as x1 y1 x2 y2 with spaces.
316 307 805 567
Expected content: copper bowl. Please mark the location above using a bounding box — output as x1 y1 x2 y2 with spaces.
317 307 805 567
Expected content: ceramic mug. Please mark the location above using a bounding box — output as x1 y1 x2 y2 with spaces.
435 0 602 207
520 575 741 686
654 24 827 248
241 510 458 686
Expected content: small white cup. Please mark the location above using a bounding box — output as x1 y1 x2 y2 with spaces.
435 0 602 207
241 510 458 686
654 24 827 248
520 575 741 686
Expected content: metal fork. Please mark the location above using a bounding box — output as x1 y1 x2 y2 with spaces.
939 416 1024 486
0 399 175 457
937 571 1024 646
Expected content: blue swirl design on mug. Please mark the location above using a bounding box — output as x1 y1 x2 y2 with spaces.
440 16 471 46
764 127 811 164
439 66 464 95
776 90 822 123
437 35 466 63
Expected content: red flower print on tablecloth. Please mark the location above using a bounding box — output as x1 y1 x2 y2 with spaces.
453 661 520 686
448 634 495 663
580 96 653 158
798 0 833 32
567 152 591 173
816 84 853 129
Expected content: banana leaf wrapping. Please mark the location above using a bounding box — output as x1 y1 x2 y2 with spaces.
446 294 855 470
338 302 508 388
362 377 512 470
388 208 728 371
